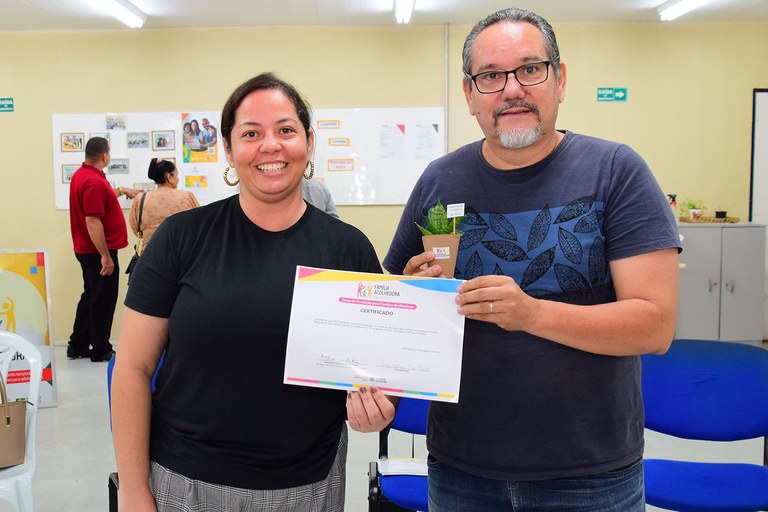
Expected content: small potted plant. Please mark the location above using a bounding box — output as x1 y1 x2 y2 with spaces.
679 199 705 221
416 200 464 278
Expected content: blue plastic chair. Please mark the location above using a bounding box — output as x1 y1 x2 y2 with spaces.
641 339 768 512
368 397 430 511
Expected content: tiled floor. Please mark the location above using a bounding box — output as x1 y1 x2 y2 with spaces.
13 343 768 512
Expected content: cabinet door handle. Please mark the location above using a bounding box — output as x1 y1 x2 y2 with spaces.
724 278 735 293
708 278 718 292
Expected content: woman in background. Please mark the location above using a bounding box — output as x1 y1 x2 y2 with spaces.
129 158 199 248
112 73 394 512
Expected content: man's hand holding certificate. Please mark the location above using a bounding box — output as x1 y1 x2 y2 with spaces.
284 266 465 402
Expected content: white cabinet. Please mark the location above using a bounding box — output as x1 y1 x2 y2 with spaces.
676 224 766 342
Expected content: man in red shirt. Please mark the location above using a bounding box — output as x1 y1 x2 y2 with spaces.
68 137 136 362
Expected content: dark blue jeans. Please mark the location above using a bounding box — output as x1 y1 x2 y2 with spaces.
428 456 644 512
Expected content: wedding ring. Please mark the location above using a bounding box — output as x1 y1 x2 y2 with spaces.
489 301 494 313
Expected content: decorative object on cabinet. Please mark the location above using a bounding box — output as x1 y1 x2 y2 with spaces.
678 198 705 221
678 215 740 223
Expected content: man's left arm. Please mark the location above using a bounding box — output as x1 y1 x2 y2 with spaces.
85 216 115 276
457 248 679 356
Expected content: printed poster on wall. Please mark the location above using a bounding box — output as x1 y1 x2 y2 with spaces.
0 250 58 407
182 112 220 164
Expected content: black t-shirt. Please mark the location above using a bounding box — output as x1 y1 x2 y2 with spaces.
125 196 381 489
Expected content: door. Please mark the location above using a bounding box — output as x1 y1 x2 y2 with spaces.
676 226 721 339
719 226 766 341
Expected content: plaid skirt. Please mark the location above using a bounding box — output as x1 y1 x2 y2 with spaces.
150 425 348 512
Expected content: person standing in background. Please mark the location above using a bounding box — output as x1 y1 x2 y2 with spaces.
302 177 339 218
129 158 200 249
68 136 137 362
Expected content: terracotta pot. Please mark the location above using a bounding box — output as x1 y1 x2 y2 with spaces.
421 234 461 278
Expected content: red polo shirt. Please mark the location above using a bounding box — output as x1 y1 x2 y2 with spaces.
69 163 128 254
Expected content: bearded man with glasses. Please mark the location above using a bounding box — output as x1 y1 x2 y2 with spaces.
384 7 680 511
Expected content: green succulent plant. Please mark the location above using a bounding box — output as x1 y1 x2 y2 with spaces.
416 200 464 236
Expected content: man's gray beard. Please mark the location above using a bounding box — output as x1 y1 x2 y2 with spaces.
498 125 542 149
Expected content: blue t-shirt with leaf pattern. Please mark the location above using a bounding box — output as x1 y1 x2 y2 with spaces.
384 131 680 481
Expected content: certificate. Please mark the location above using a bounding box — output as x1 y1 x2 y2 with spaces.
284 266 465 402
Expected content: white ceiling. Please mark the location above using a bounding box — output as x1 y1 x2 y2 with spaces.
2 0 768 31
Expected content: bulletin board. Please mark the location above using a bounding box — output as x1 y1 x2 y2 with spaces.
51 111 232 210
52 106 445 208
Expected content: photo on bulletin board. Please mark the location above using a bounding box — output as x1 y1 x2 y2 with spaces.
61 133 84 152
61 164 79 183
108 158 129 175
152 130 175 151
106 115 126 130
127 132 150 148
182 112 219 163
133 182 156 192
89 132 110 143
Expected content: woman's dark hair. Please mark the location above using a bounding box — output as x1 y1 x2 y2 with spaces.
85 137 109 160
220 72 312 151
147 158 175 184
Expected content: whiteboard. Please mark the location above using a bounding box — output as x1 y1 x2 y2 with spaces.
52 107 445 209
751 89 768 223
313 107 445 205
749 89 768 340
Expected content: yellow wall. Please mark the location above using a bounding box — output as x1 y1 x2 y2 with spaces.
1 22 767 343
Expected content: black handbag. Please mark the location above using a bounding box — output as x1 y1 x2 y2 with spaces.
125 191 147 284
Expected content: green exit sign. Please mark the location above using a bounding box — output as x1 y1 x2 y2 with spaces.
0 98 14 112
597 88 627 102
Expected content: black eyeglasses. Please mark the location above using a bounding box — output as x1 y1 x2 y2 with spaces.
467 61 552 94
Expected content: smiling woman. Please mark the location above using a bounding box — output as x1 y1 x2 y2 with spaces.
110 72 396 512
222 82 314 227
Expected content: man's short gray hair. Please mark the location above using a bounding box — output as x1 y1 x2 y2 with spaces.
462 8 561 86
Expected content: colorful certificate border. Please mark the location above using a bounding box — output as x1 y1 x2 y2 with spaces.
286 267 463 402
286 376 455 400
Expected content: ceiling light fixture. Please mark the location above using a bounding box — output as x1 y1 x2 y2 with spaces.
102 0 147 29
394 0 415 24
657 0 713 21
